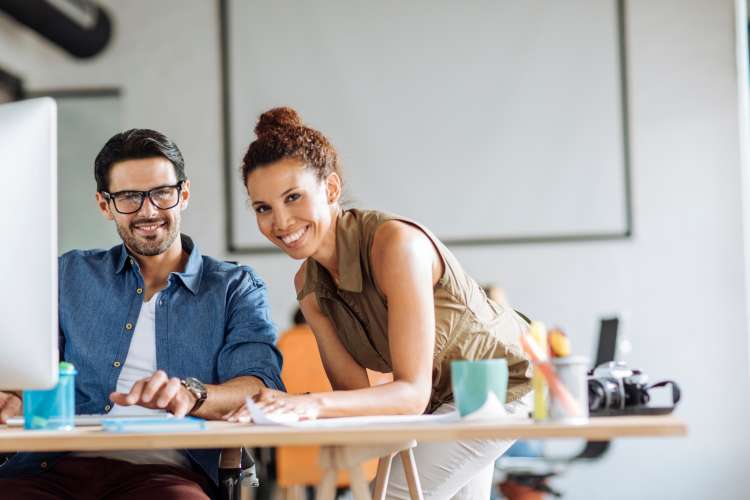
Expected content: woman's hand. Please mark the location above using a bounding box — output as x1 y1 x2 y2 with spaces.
223 388 321 423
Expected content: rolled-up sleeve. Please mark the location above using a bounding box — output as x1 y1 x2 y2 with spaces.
218 272 284 391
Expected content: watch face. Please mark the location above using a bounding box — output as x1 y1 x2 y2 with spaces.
185 377 206 398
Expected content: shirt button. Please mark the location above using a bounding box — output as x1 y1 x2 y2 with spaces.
113 361 121 368
104 404 111 412
136 288 143 295
125 323 133 331
40 461 48 469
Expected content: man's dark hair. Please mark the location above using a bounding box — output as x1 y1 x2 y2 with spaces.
94 128 186 192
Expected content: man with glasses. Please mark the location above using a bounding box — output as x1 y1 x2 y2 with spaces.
0 129 284 499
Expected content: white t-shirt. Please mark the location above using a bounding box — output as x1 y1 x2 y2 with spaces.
73 292 190 468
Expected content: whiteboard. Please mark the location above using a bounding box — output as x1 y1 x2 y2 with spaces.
222 0 630 252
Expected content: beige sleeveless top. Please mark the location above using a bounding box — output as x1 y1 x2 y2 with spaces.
298 209 532 413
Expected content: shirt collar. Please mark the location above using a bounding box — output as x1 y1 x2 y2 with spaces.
334 209 363 293
113 234 203 295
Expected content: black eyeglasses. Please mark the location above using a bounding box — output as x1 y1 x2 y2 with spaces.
102 181 184 215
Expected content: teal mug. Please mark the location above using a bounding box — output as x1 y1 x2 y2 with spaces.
451 359 508 417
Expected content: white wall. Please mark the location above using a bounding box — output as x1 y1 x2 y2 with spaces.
225 0 629 250
1 1 749 498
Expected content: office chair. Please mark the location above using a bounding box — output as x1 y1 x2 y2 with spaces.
495 317 619 499
218 447 259 500
252 324 386 500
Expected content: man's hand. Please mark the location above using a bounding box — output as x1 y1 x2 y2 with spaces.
0 392 22 424
109 370 197 418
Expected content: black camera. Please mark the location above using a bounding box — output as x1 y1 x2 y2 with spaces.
587 361 681 416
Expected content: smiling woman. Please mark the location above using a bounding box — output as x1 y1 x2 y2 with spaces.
235 107 533 500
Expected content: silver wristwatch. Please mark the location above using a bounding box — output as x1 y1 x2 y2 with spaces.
180 377 207 415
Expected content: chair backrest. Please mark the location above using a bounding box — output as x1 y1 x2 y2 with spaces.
278 325 333 394
277 325 392 392
593 317 619 368
275 324 382 487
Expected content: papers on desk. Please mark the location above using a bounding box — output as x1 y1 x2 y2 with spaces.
245 392 526 428
245 398 457 427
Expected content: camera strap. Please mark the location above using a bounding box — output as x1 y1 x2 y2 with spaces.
646 379 681 407
589 379 682 416
617 379 681 416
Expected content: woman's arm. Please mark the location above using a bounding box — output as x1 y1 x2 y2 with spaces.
364 220 442 414
296 265 371 391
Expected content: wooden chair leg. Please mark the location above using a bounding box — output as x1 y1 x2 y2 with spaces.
372 454 394 500
399 448 424 500
315 469 337 500
348 464 372 500
281 486 305 500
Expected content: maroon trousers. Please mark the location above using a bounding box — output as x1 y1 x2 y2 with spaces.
0 456 213 499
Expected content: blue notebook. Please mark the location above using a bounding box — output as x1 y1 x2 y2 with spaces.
101 416 206 433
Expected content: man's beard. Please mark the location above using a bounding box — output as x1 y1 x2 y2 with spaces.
116 216 180 257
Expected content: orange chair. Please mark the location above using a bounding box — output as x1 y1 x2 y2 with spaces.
276 324 392 499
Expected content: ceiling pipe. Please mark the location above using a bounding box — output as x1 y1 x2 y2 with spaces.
0 0 112 59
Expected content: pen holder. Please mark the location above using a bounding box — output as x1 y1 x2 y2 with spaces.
548 356 589 423
23 362 77 430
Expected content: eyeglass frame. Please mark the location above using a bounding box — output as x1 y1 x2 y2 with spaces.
101 181 185 215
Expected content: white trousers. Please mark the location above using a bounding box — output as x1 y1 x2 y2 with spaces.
384 396 531 500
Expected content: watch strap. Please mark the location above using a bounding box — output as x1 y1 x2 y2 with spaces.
181 378 207 415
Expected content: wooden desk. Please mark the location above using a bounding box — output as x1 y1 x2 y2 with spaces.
0 416 687 500
0 415 686 452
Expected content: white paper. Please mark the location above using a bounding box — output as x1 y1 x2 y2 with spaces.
244 393 528 427
462 392 506 420
464 392 531 422
245 397 460 428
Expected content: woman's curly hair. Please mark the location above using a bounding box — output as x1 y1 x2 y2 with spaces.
241 107 341 185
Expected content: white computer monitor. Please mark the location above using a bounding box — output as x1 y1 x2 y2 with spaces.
0 97 58 390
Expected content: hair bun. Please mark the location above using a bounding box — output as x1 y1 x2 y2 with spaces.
255 107 303 137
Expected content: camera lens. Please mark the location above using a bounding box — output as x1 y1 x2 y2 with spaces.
588 377 625 412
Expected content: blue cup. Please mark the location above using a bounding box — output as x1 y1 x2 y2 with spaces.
451 359 508 417
23 362 77 430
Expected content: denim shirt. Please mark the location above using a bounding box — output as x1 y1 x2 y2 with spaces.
0 235 284 484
